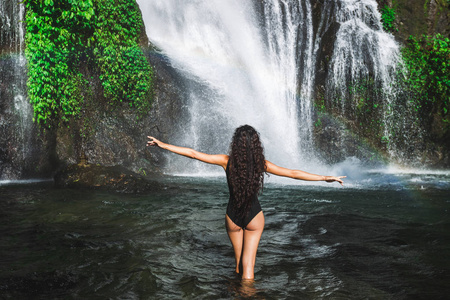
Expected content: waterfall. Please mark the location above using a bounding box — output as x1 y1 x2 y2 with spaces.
138 0 412 173
327 0 401 101
260 0 316 164
324 0 414 160
0 0 32 179
138 0 319 174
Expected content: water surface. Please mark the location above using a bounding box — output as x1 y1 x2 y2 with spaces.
1 172 449 299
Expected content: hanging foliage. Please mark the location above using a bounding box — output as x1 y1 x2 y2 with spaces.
380 5 397 33
24 0 153 127
401 34 450 126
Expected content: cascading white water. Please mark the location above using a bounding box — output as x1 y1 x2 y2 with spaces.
1 1 29 133
0 0 31 179
137 0 318 174
138 0 412 175
13 4 31 157
325 0 409 157
261 0 316 162
328 0 401 97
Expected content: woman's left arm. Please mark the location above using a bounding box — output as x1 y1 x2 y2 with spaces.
147 136 228 169
265 160 346 186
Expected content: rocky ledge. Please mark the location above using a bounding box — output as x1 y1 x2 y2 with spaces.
54 164 162 193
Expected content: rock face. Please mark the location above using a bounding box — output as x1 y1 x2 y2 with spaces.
45 49 190 190
53 48 188 176
378 0 450 42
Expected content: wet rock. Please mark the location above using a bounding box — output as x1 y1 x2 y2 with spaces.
54 164 162 193
52 46 189 177
313 112 385 166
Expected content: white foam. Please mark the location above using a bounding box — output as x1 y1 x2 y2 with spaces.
0 179 53 186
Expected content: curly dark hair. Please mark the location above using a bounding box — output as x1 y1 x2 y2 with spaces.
227 125 266 219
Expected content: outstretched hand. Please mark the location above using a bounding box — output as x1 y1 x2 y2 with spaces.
325 176 346 186
146 136 162 147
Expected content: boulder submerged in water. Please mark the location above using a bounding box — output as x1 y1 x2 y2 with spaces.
54 164 162 193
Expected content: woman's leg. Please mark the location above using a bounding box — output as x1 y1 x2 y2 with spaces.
225 215 244 274
241 211 264 279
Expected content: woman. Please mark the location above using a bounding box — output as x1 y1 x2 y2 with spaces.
147 125 345 280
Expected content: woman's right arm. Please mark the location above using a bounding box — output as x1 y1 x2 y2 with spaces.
265 160 346 185
147 136 228 169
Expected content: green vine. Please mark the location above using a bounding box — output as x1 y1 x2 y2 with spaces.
93 0 153 112
24 0 153 127
380 5 397 33
401 34 450 125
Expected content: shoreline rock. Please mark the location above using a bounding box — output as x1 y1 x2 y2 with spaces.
54 164 162 193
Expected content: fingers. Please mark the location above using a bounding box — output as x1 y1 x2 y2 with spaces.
146 136 158 147
337 176 346 186
326 175 346 186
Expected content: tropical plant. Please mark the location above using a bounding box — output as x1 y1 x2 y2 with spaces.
24 0 153 127
401 34 450 125
380 5 397 33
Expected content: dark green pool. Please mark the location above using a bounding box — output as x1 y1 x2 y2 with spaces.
1 171 449 299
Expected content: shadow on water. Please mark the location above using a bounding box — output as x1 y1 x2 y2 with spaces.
0 172 449 299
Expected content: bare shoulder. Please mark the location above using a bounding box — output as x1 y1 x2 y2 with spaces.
211 154 229 170
217 154 229 169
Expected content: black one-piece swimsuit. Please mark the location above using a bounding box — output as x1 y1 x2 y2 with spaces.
225 162 262 229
